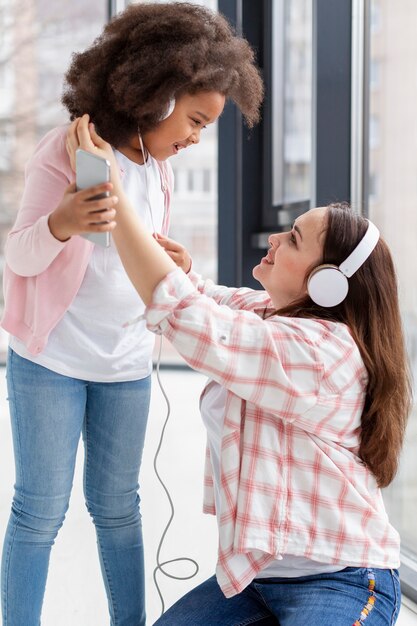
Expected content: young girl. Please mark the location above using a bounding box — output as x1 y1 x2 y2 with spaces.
66 116 411 626
0 4 263 625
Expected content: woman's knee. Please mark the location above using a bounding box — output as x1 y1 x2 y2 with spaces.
151 576 266 626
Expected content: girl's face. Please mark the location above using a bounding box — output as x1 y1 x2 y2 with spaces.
141 91 225 161
253 207 328 309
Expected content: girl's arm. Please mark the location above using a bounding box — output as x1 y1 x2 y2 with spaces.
70 115 176 304
6 126 117 277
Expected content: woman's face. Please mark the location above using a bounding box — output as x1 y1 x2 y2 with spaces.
141 91 225 161
253 207 328 309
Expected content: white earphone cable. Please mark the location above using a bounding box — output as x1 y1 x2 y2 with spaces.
135 130 199 615
152 336 199 616
137 130 157 235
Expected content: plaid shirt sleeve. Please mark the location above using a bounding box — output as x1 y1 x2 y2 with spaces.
186 270 273 312
146 269 324 420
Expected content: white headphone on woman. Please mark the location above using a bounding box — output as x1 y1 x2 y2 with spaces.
307 220 380 307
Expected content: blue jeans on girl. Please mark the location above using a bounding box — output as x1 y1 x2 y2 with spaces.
153 568 401 625
1 349 151 626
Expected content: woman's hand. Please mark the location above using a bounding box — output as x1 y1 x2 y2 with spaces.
66 114 121 187
154 234 192 273
48 182 118 242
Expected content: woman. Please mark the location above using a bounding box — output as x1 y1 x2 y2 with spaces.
67 116 411 626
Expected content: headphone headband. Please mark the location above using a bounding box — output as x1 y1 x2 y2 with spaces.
339 220 380 277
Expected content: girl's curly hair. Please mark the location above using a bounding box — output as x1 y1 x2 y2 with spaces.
62 2 264 147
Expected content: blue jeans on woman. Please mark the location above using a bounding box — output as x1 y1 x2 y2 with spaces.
154 568 401 625
1 349 151 626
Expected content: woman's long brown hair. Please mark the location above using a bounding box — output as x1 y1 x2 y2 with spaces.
274 203 412 487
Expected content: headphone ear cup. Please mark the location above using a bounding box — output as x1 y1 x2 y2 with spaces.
160 98 175 121
307 265 349 307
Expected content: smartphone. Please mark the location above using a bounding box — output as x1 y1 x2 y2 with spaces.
75 148 111 247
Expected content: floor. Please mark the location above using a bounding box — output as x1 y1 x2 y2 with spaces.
0 351 416 625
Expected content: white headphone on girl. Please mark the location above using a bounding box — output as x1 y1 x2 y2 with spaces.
160 98 175 121
307 219 380 307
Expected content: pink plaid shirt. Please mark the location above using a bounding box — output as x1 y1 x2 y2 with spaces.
146 268 400 598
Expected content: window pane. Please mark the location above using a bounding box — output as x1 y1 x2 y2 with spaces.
367 0 417 560
272 0 312 206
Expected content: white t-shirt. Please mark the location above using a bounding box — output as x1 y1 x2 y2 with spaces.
200 381 344 578
11 150 165 382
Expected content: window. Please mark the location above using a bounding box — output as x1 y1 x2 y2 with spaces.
271 0 312 210
369 115 380 149
183 169 212 194
0 124 13 171
187 169 195 193
0 0 107 311
370 59 380 90
0 3 14 117
368 172 378 202
370 1 382 33
203 169 211 193
367 0 417 601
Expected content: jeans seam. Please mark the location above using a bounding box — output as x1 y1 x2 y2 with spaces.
236 613 274 626
390 569 400 626
2 350 26 626
98 537 119 624
83 401 119 625
249 584 278 625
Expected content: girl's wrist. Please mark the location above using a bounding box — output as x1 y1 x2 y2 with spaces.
48 212 71 242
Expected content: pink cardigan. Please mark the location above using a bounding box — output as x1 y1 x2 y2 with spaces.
1 125 173 355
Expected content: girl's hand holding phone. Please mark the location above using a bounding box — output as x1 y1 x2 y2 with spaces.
48 114 121 242
48 182 118 242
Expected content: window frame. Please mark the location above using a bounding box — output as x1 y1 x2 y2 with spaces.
218 0 352 288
